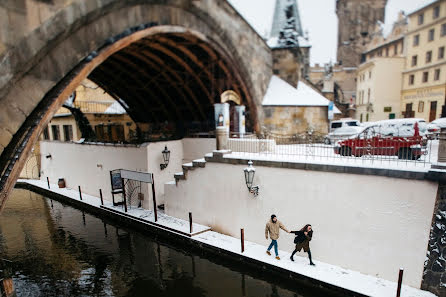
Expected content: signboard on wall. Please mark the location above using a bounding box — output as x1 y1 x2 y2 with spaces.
328 102 334 120
214 103 230 132
110 170 123 191
235 105 246 134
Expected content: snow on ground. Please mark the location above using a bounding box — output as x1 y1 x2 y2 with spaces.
17 179 437 297
195 231 436 297
105 205 211 235
19 179 210 236
227 140 439 172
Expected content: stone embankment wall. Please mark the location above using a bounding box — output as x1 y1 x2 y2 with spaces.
164 154 438 288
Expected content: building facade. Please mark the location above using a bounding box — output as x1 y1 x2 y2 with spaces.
401 0 446 122
355 12 407 122
41 79 136 143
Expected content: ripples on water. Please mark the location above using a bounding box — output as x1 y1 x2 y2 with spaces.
0 189 327 297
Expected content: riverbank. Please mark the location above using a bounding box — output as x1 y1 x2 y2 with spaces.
16 179 437 297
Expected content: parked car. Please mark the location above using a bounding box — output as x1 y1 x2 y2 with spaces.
334 121 427 160
324 126 364 145
426 118 446 139
329 118 360 133
373 118 427 137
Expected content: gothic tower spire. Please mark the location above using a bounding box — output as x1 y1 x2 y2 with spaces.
270 0 303 40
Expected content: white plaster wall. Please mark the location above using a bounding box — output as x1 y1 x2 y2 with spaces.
181 138 216 163
164 161 438 288
145 140 183 206
40 141 149 204
39 140 186 208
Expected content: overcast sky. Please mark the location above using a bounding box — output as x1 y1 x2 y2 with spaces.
229 0 435 66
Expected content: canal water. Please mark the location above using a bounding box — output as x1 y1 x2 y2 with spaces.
0 189 331 297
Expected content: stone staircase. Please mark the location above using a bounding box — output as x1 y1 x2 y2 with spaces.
173 158 207 184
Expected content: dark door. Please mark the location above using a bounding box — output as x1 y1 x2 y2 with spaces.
430 101 437 122
405 103 413 118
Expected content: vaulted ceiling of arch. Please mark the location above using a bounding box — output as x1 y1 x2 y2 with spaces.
88 33 248 125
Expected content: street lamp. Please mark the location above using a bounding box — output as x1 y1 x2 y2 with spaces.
244 160 259 197
160 146 170 170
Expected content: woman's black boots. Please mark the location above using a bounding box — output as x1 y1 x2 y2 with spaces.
308 250 315 265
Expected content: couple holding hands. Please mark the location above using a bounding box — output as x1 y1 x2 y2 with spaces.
265 214 315 265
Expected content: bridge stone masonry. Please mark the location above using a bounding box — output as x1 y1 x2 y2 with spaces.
0 0 287 208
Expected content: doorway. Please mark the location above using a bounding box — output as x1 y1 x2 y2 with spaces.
429 101 437 122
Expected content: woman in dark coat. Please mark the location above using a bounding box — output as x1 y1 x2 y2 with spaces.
290 224 315 265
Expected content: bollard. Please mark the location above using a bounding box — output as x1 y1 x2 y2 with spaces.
396 268 404 297
189 212 193 233
47 177 50 189
152 174 157 221
99 189 104 205
78 186 83 200
241 228 245 253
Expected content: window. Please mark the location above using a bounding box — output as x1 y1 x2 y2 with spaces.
439 46 445 59
428 29 435 41
367 88 371 103
369 71 372 79
409 74 415 85
394 44 398 55
43 126 49 140
385 47 389 57
51 125 60 141
413 34 420 46
360 114 363 122
434 6 440 19
366 113 369 122
63 125 73 141
422 71 429 83
426 51 432 63
418 101 424 113
389 113 396 119
434 69 441 80
418 13 424 25
442 23 446 36
411 55 418 66
347 121 359 127
331 122 342 129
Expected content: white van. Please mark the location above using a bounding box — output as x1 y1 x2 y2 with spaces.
329 118 360 132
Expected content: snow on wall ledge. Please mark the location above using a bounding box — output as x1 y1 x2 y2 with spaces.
164 153 438 289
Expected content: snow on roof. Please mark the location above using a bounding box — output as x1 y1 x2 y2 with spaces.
267 36 311 49
104 101 126 114
262 75 341 113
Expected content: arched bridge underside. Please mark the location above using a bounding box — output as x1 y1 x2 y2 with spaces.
90 30 251 130
0 0 272 209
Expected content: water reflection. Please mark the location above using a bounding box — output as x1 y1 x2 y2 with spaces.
0 189 328 297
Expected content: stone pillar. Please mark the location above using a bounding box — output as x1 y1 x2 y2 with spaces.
216 127 228 150
421 182 446 296
438 128 446 163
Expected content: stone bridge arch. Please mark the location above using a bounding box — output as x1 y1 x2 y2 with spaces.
0 0 273 208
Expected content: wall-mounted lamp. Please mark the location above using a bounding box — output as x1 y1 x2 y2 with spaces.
244 160 259 197
160 146 170 170
45 154 52 159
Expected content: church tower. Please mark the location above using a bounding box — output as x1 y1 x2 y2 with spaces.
336 0 387 67
268 0 310 87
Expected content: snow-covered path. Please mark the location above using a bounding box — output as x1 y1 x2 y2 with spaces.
17 179 437 297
